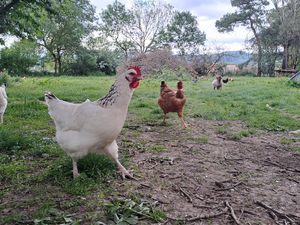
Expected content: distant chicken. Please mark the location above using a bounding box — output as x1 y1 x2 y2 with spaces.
158 80 187 128
222 77 229 83
212 75 222 90
45 66 142 179
0 84 7 124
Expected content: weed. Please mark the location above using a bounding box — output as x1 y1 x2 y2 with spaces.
33 206 81 225
280 137 295 145
149 144 166 153
193 135 209 144
289 147 300 153
216 126 227 134
43 154 117 195
105 199 166 224
0 160 29 182
227 133 242 141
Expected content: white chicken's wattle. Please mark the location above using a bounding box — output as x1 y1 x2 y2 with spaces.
45 66 142 178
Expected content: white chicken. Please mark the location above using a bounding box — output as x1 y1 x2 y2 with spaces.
0 84 8 124
212 75 222 90
45 66 142 179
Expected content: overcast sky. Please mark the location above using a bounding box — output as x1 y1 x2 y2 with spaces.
90 0 252 51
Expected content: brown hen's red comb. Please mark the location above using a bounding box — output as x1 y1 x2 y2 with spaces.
128 66 142 77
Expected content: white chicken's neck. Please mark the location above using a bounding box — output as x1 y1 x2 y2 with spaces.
97 77 133 109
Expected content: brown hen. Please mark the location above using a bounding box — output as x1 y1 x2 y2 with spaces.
158 80 187 128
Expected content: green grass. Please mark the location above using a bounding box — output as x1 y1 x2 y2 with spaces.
0 75 299 224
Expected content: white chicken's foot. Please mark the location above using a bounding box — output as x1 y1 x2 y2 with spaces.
72 160 79 178
118 165 136 180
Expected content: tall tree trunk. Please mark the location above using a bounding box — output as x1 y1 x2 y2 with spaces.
57 48 62 74
54 58 58 75
257 44 263 76
58 55 62 74
250 19 262 76
282 41 289 69
52 54 58 75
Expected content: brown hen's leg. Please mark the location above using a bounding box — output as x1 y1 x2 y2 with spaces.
178 111 187 128
163 113 167 125
180 117 187 128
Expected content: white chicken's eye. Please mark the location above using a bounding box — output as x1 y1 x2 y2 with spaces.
129 72 136 76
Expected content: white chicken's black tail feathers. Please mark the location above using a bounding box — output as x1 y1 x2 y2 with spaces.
44 91 57 101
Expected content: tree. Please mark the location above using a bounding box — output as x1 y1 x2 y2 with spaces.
271 0 300 69
33 0 96 74
216 0 269 76
0 0 57 45
99 1 134 59
0 39 39 75
129 0 173 53
259 24 281 75
161 11 206 55
99 0 173 57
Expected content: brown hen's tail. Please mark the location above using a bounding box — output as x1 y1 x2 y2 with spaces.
160 81 167 93
161 81 166 87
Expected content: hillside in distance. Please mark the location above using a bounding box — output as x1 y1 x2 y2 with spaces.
220 51 252 64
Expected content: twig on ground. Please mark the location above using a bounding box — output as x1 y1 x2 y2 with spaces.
194 194 204 200
225 201 241 225
268 211 281 225
255 201 300 223
139 183 151 188
167 208 228 222
179 186 193 203
263 160 300 173
224 157 244 161
287 177 300 184
215 182 243 191
193 204 214 209
240 209 258 216
169 175 182 179
148 162 158 170
217 135 227 140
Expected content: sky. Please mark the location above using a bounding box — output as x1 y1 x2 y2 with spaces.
90 0 252 51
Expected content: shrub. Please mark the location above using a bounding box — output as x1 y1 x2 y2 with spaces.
0 39 39 75
125 49 197 78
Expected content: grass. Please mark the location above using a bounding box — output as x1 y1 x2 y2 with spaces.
0 75 299 224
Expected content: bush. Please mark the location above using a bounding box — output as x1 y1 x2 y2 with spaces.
0 70 11 85
0 39 39 75
62 48 120 75
126 49 197 78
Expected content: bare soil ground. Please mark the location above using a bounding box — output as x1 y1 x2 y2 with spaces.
118 119 300 225
1 119 299 225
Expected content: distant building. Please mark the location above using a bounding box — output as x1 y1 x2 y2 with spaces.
224 64 240 74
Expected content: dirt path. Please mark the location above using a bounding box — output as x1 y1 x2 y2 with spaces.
119 119 300 225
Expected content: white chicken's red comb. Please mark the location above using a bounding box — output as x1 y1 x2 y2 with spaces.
128 66 142 77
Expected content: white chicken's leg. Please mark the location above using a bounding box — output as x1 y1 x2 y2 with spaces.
0 114 3 124
72 159 79 178
105 141 134 179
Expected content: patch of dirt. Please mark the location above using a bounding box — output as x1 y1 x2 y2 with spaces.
118 119 300 225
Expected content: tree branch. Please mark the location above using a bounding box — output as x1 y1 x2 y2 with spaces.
0 0 20 16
